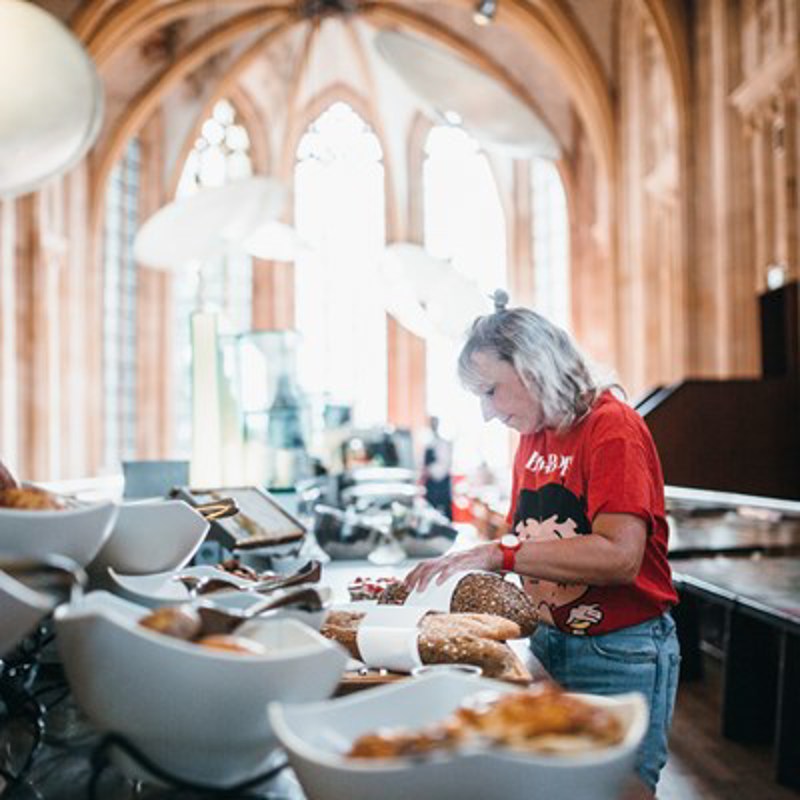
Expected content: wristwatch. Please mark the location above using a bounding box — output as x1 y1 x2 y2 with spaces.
498 534 522 573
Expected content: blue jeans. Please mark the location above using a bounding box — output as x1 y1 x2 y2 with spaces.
530 612 681 792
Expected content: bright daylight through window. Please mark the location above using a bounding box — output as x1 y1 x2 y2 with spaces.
173 99 254 457
423 125 508 476
293 101 387 428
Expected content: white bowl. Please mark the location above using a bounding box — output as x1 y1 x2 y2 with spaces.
105 564 263 606
0 502 117 567
0 571 55 656
269 674 648 800
55 591 348 787
91 500 208 575
105 566 330 630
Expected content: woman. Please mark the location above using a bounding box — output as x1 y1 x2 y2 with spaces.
405 291 680 796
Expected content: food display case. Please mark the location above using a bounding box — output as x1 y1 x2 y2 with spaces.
234 330 312 490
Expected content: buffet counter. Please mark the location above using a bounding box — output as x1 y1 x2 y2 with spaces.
0 556 547 800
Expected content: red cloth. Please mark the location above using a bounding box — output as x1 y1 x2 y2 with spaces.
506 392 677 636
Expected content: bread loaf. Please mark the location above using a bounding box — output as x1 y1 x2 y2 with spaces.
321 610 523 680
379 573 538 637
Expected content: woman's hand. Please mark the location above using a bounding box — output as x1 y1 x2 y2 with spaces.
403 543 501 593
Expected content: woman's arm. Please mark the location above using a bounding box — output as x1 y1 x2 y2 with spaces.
404 512 647 592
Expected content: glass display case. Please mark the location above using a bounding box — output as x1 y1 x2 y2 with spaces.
235 330 311 489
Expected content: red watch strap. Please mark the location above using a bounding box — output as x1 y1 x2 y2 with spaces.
501 542 517 572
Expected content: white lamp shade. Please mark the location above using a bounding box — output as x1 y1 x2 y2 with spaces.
375 29 560 160
379 243 490 340
242 220 303 262
0 0 104 198
378 247 436 339
134 176 287 270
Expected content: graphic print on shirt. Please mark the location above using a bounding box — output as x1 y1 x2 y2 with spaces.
512 483 604 635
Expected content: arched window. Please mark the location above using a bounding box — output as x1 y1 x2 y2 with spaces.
531 158 569 328
294 101 387 425
102 137 140 470
173 99 253 456
422 125 507 473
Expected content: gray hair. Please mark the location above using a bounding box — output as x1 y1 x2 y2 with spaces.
458 298 619 432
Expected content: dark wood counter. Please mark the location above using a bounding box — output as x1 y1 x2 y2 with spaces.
669 514 800 560
672 556 800 790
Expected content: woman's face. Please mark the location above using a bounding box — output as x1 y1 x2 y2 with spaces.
469 350 542 433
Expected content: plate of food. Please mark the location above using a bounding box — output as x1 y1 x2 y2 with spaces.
0 485 118 567
107 559 322 609
56 591 347 787
269 674 648 800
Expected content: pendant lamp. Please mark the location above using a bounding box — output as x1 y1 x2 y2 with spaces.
0 0 104 198
375 29 559 160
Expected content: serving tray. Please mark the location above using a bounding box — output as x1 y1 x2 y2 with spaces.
336 649 532 695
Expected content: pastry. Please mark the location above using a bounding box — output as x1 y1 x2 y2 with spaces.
139 606 202 641
348 575 401 601
0 486 66 511
348 684 624 759
195 634 267 655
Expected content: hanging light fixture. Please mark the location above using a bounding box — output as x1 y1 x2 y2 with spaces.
473 0 497 26
0 0 104 198
375 29 560 159
134 176 288 270
379 244 490 341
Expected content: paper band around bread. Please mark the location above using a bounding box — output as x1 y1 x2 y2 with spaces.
321 610 525 679
356 605 426 672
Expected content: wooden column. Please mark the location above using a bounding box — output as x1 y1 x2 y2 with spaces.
780 86 798 280
252 259 295 330
16 192 64 479
136 112 173 460
0 200 18 471
386 316 426 430
509 161 534 308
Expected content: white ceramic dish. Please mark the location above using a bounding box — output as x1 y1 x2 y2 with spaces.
106 566 330 631
106 564 262 607
269 674 648 800
55 591 348 787
0 501 117 567
91 500 208 575
0 571 55 656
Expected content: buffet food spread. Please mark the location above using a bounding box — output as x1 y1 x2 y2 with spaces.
347 683 625 758
0 485 646 799
322 609 530 680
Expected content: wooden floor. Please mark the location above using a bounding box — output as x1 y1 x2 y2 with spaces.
658 657 798 799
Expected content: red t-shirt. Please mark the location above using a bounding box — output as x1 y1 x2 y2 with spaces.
506 392 677 636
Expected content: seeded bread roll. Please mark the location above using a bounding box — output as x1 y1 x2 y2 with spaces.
321 610 522 680
379 573 538 637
